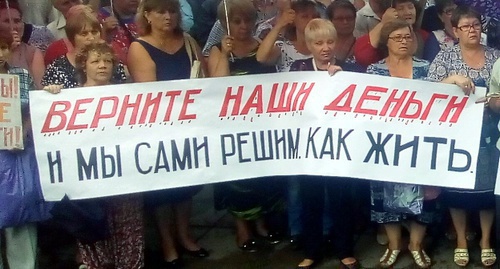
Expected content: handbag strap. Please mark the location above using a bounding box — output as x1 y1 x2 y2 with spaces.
183 33 198 65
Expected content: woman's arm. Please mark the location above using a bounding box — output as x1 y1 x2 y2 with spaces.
127 41 157 82
255 8 295 64
353 34 383 67
489 60 500 113
31 48 45 90
207 39 231 77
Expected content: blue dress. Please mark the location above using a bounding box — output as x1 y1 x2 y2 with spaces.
428 44 500 210
367 58 437 224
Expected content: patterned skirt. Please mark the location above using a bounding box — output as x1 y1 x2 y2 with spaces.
78 194 144 269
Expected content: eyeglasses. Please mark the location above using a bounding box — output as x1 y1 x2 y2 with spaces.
443 7 456 15
457 23 481 32
388 35 413 42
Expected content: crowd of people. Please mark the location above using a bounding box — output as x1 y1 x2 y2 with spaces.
1 0 500 268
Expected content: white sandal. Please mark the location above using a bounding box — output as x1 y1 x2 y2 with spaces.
410 249 431 268
481 248 496 267
380 248 400 268
454 248 469 267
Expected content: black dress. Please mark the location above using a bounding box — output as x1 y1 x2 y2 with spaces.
133 39 202 207
213 43 283 220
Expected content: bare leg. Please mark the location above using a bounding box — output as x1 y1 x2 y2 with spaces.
479 209 495 249
449 208 467 249
384 223 402 250
174 198 201 251
155 205 179 262
235 218 252 246
408 221 427 251
255 218 269 237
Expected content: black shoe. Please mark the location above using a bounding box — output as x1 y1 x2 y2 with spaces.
182 247 210 258
238 239 259 252
289 235 303 251
161 258 183 269
262 231 282 245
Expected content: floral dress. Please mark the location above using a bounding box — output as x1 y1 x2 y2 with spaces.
367 58 437 224
275 39 311 73
428 44 500 210
42 55 128 88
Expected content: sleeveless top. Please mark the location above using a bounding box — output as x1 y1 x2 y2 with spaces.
135 39 191 81
215 43 276 76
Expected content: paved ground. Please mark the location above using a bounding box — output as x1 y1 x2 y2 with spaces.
39 185 495 269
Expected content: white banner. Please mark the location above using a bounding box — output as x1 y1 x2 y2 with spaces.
0 74 23 150
29 71 485 201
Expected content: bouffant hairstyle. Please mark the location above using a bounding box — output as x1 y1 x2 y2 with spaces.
75 42 117 85
136 0 183 36
304 18 337 46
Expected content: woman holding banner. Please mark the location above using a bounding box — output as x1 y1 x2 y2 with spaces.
0 36 52 269
288 18 360 269
255 0 321 248
366 19 437 269
127 0 209 267
207 0 283 253
43 42 145 269
428 5 500 267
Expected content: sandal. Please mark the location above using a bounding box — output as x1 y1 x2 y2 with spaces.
410 249 431 268
379 248 400 268
481 248 497 267
454 248 469 267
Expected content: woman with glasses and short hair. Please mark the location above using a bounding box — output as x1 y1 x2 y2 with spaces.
367 19 438 269
428 5 500 268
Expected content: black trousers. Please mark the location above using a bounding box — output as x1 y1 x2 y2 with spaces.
300 175 355 260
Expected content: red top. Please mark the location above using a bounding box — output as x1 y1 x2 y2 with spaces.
354 29 429 68
44 39 71 66
98 8 138 65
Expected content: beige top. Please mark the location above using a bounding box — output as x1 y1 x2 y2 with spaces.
47 12 67 40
